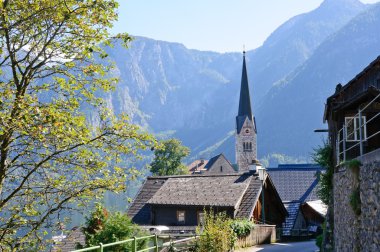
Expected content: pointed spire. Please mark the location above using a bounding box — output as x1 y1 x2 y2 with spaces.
238 52 253 119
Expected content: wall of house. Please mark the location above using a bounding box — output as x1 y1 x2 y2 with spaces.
206 156 236 174
152 206 234 226
292 211 307 231
333 149 380 252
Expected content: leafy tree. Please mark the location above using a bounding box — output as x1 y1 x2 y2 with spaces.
0 0 155 250
81 204 147 252
195 210 236 252
150 139 190 176
313 143 334 205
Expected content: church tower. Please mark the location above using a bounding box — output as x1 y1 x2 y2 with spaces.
235 52 257 171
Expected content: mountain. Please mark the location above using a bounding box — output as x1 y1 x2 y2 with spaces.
257 2 380 158
249 0 365 103
97 0 371 165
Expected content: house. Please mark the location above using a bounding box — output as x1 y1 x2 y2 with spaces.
267 164 325 236
188 154 236 174
187 159 208 174
324 56 380 166
324 56 380 251
127 171 287 233
127 52 288 233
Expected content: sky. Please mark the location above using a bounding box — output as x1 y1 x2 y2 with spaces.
113 0 380 53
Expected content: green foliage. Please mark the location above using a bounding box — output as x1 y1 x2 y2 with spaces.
345 159 362 170
230 219 254 238
195 210 236 252
349 188 361 216
316 234 323 249
0 0 155 250
150 138 190 176
313 143 334 205
82 204 147 251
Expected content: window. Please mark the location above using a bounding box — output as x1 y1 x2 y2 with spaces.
243 142 252 152
220 166 223 172
345 116 367 142
177 210 185 223
197 211 205 225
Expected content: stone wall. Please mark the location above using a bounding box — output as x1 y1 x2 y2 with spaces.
333 149 380 252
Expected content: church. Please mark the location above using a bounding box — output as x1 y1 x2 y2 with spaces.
127 52 288 232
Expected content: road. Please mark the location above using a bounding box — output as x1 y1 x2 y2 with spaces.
236 240 318 252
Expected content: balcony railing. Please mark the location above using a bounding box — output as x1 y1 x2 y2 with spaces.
336 92 380 165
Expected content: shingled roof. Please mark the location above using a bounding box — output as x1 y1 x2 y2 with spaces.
148 174 251 207
127 172 266 224
266 164 323 202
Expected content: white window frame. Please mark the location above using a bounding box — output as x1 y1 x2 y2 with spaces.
177 210 185 223
345 116 367 142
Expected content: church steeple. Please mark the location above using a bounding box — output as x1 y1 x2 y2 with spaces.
235 52 258 171
238 51 253 120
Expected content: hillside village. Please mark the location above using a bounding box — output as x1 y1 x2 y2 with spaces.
1 1 380 252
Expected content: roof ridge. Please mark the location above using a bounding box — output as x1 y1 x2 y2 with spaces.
147 172 254 179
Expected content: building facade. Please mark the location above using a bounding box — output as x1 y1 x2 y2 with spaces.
235 52 258 171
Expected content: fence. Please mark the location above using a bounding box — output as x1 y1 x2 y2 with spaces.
336 92 380 166
70 234 198 252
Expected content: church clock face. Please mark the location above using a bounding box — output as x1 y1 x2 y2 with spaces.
244 128 250 135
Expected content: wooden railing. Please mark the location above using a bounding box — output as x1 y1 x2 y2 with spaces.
70 234 198 252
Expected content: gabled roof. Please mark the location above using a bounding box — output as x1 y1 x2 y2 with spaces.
127 178 167 224
267 164 324 202
127 172 279 224
203 153 235 172
324 56 380 122
204 154 223 170
235 175 262 218
148 173 251 207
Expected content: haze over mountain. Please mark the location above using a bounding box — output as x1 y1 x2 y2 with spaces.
97 0 379 166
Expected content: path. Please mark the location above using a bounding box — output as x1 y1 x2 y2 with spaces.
236 240 318 252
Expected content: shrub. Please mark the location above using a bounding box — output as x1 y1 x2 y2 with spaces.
316 234 323 249
349 188 361 216
230 219 254 238
313 143 334 205
81 204 148 251
195 210 236 252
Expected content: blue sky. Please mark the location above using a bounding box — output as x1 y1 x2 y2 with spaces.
114 0 380 52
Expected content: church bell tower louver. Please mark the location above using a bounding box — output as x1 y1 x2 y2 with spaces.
235 51 258 171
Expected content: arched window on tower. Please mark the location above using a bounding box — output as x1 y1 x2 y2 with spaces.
249 142 252 150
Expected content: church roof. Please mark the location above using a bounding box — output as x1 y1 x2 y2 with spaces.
238 53 253 119
236 53 256 134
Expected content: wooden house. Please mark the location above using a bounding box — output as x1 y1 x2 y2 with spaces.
127 171 287 233
324 56 380 166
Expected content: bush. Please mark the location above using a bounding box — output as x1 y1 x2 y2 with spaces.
349 188 361 216
81 204 148 251
230 219 254 238
313 143 334 205
316 234 323 249
196 210 236 252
